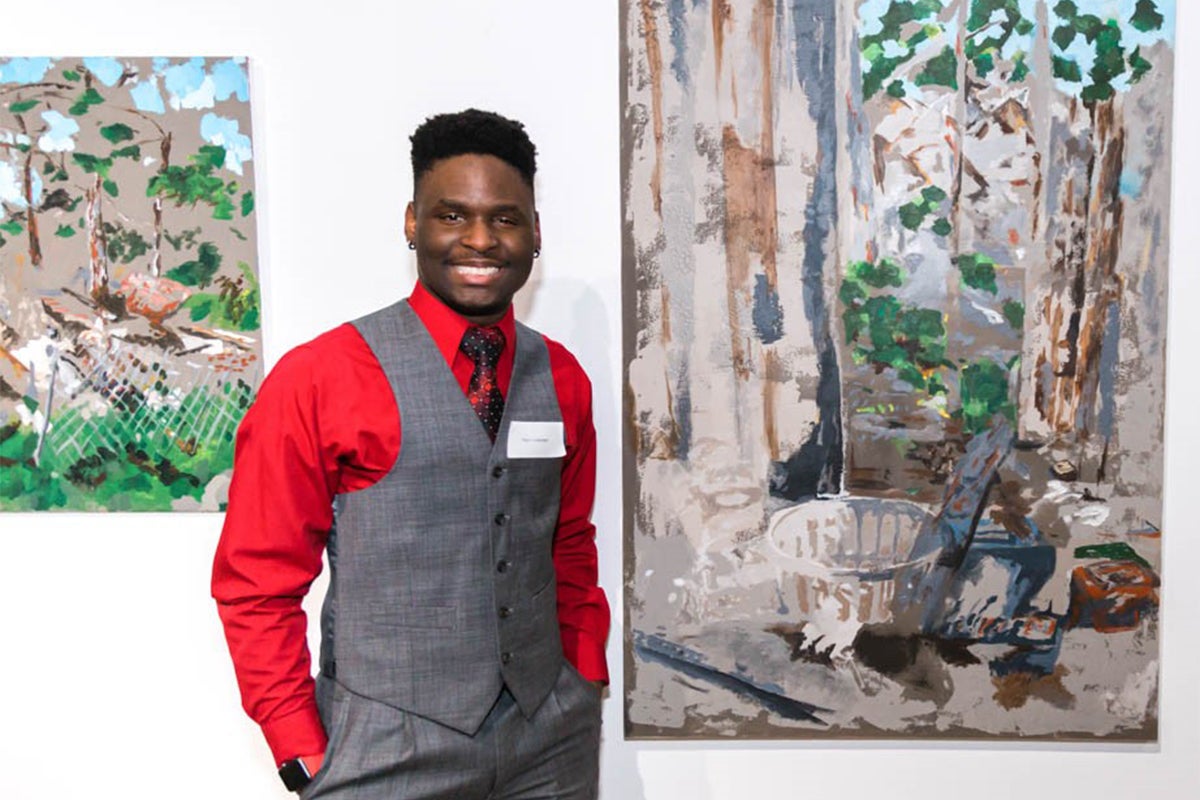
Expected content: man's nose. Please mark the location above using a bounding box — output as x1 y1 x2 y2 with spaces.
461 218 498 251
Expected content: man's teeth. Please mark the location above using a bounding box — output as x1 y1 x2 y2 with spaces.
456 265 500 276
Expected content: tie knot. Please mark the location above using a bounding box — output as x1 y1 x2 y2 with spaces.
460 325 505 368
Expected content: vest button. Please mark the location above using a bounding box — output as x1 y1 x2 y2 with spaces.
501 652 513 665
494 512 509 526
492 465 506 478
497 560 510 573
499 606 512 619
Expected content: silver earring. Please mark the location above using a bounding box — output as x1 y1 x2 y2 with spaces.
533 248 541 258
408 241 416 250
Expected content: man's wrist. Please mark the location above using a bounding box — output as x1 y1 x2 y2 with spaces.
278 758 312 792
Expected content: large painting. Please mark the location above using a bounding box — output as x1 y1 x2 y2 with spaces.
0 57 261 512
623 1 1172 740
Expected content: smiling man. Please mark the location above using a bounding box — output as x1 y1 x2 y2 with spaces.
213 109 609 799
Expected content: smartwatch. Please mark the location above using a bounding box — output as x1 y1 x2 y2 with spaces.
278 758 313 793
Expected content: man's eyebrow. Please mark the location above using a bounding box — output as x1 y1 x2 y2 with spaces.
432 198 527 215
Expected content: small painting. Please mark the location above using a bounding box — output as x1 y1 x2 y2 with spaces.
0 57 261 511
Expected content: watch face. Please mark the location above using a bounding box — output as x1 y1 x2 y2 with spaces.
278 759 312 792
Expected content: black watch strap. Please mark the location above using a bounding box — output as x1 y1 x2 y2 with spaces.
279 758 313 792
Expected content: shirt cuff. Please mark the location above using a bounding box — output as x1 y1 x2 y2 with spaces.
563 630 610 685
260 700 329 766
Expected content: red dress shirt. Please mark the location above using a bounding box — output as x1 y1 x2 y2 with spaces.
212 282 610 765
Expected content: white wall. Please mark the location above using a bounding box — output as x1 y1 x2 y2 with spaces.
0 1 1196 798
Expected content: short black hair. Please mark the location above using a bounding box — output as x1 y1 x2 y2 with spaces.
410 109 537 189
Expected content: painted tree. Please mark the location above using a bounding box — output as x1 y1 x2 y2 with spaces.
1027 0 1166 466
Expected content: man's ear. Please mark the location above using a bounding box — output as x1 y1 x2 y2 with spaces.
534 210 541 254
404 201 417 246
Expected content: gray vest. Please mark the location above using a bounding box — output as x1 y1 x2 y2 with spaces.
318 300 565 734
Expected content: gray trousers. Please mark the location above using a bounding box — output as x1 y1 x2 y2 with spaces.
301 662 601 799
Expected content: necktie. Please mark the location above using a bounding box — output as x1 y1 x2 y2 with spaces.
460 325 506 441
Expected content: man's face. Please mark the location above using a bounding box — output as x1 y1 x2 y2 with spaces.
405 153 540 325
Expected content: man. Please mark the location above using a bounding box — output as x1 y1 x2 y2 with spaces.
213 109 609 799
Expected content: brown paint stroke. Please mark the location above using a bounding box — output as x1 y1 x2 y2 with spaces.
763 349 780 459
639 0 665 216
719 0 779 383
712 0 732 94
1039 98 1126 439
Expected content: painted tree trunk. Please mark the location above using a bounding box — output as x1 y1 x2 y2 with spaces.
1032 96 1124 462
22 149 41 267
85 173 109 299
148 132 172 278
624 0 842 574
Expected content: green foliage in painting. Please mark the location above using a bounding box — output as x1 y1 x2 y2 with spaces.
99 123 135 144
1128 47 1152 83
965 0 1033 81
957 253 999 294
0 219 23 236
102 222 150 264
240 190 254 217
1130 0 1164 33
168 241 222 288
841 257 951 395
1052 54 1083 83
148 145 239 221
0 381 252 511
859 0 946 99
110 144 141 161
54 224 76 238
68 87 105 116
1050 0 1164 105
1002 299 1025 330
898 185 949 233
1010 52 1030 82
9 99 38 114
958 357 1017 433
915 46 958 90
181 261 261 331
72 152 113 178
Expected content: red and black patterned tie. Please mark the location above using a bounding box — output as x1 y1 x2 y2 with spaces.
460 325 506 441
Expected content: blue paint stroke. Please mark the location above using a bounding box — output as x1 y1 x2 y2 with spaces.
130 78 165 114
82 57 124 87
163 57 211 108
1097 299 1121 438
1119 168 1144 198
752 273 784 344
211 58 250 102
666 0 691 88
633 630 830 724
200 113 253 174
37 110 80 153
0 57 53 85
674 361 694 462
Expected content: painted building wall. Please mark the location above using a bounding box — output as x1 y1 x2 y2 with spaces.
0 1 1196 797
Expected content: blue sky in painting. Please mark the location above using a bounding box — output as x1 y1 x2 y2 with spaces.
82 57 123 87
0 57 53 84
200 113 252 175
130 78 166 114
37 110 79 153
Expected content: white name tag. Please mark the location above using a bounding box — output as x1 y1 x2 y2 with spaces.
507 421 566 459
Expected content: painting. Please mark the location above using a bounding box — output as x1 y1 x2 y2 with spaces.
623 1 1171 740
0 57 261 512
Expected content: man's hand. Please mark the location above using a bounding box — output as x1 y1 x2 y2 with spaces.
300 753 325 778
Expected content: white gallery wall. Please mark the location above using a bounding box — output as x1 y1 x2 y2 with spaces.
0 1 1196 798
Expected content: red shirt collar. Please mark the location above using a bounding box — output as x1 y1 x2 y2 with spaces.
406 280 517 367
